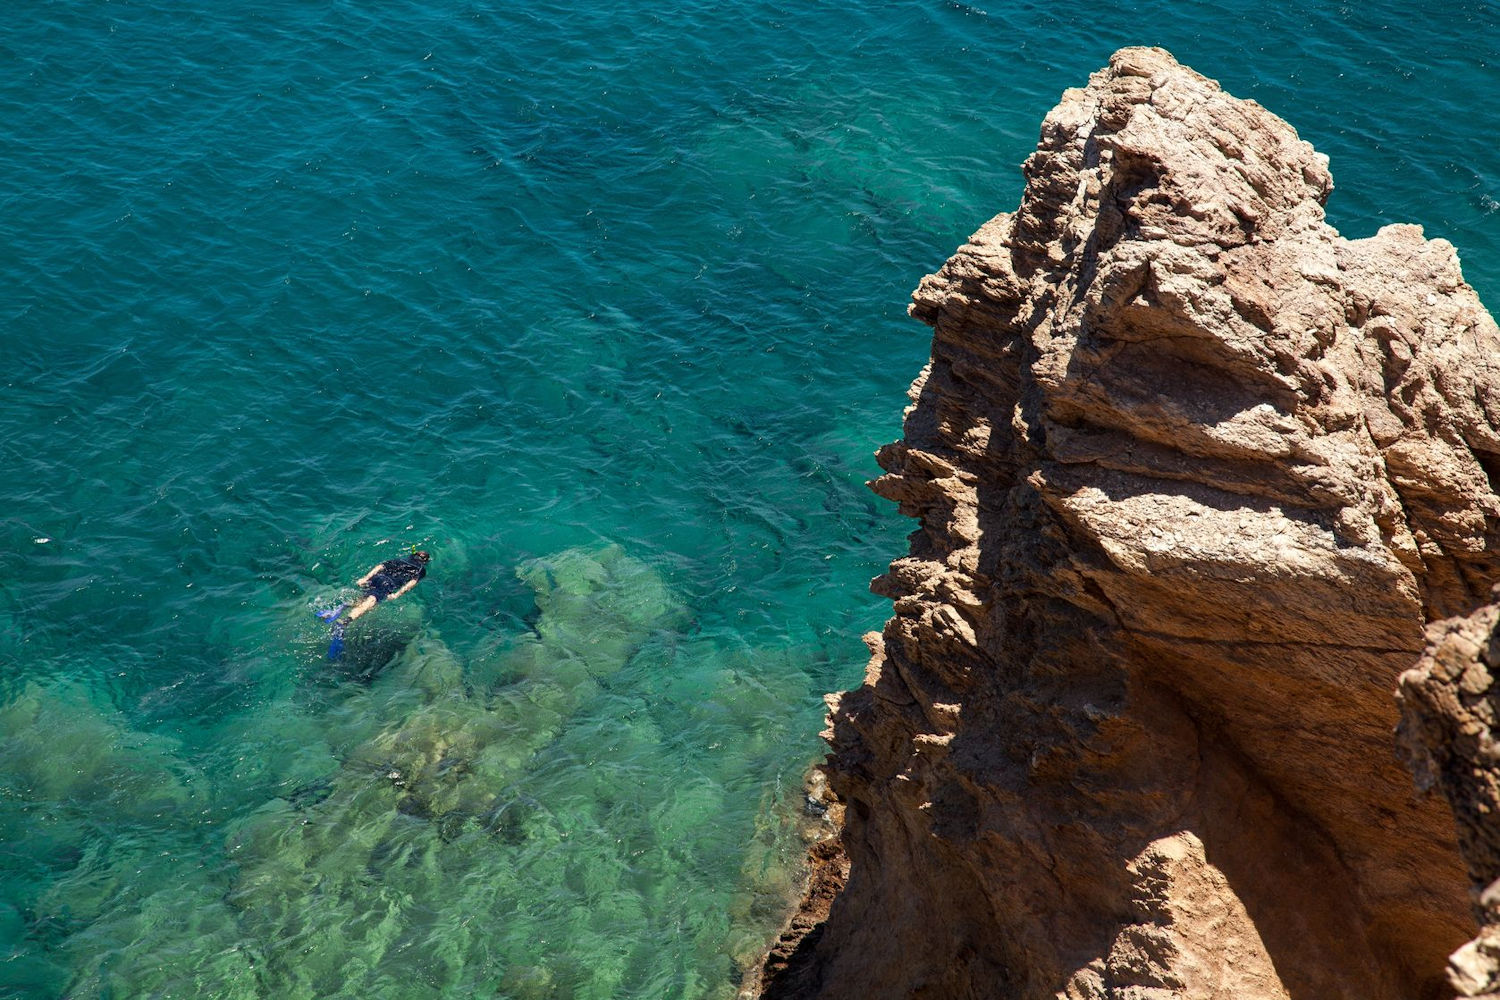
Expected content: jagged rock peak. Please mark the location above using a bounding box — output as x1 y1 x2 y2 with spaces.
756 47 1500 1000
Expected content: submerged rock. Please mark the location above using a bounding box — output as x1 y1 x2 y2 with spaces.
760 48 1500 999
218 544 685 995
0 681 198 869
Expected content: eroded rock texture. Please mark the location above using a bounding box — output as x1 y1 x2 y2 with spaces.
759 47 1500 1000
1400 600 1500 998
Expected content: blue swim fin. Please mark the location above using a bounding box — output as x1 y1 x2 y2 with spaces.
315 603 348 623
327 621 346 660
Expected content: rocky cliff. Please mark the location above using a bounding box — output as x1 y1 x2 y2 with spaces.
1399 599 1500 998
756 47 1500 1000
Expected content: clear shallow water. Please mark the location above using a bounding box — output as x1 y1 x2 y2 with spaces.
1 2 1495 997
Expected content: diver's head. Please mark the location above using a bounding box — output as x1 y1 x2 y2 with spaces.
413 550 431 563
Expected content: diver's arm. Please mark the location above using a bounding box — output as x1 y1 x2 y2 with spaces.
356 564 383 587
392 578 421 600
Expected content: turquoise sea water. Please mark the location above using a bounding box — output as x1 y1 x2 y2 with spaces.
1 2 1496 997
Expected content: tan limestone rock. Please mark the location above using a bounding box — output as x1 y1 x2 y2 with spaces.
757 47 1500 1000
1065 832 1288 1000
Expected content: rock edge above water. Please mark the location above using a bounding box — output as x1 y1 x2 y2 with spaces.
756 46 1500 1000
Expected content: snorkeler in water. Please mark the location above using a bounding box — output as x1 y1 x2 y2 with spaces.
317 550 430 658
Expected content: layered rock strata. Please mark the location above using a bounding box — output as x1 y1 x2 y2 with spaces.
759 47 1500 1000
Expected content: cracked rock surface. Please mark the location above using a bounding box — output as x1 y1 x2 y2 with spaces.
1400 599 1500 999
757 47 1500 1000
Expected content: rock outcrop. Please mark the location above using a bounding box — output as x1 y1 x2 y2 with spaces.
758 47 1500 1000
1399 598 1500 998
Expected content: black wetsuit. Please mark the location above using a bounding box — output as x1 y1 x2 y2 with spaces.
364 556 427 601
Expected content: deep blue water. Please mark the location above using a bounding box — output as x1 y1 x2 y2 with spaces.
1 2 1496 997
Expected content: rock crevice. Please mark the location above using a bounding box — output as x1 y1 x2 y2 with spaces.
1399 599 1500 998
758 47 1500 1000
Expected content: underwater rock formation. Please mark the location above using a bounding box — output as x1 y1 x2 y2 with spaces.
27 544 688 998
759 47 1500 1000
8 539 827 999
223 545 685 985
